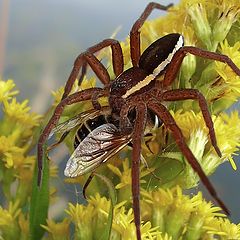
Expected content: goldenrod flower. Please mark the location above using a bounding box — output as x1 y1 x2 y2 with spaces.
187 3 212 49
41 219 70 240
212 0 240 44
216 111 240 169
214 40 240 106
108 158 154 189
112 205 162 240
65 202 95 239
0 79 19 102
0 201 20 226
107 158 155 203
18 212 29 239
0 79 42 235
3 98 40 128
141 186 240 239
206 218 240 239
171 110 240 173
0 135 24 168
107 158 132 190
0 201 21 239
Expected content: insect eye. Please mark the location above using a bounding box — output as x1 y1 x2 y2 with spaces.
88 115 106 130
89 120 98 128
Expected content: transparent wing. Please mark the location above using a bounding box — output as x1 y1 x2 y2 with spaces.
64 123 131 177
49 107 111 138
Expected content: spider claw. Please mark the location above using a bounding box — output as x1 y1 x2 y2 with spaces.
215 146 222 158
217 196 230 216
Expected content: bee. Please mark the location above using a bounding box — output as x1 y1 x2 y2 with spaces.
49 106 161 178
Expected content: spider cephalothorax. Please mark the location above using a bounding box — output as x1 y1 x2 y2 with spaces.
37 2 240 240
109 33 184 114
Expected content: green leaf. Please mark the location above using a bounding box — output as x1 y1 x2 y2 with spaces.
94 173 117 240
144 152 185 189
29 144 49 240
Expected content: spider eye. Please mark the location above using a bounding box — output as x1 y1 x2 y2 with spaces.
139 33 184 75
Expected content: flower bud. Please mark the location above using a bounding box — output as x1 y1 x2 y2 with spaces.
188 3 212 50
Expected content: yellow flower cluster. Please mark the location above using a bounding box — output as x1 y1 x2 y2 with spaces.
0 78 42 239
0 79 18 102
172 110 240 171
42 187 240 240
0 79 40 171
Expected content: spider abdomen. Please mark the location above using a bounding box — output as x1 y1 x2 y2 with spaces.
139 33 184 75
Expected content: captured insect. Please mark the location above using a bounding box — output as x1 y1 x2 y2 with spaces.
37 2 240 240
49 106 161 177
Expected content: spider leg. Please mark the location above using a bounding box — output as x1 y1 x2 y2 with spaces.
62 39 124 99
37 88 106 186
130 2 173 67
163 46 240 87
129 103 147 240
161 89 221 156
91 90 105 110
148 100 229 215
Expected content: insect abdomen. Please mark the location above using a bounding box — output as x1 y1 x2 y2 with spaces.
74 115 110 149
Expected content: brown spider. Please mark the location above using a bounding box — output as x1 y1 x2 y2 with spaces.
37 2 240 240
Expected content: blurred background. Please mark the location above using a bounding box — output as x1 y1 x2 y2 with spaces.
0 0 239 223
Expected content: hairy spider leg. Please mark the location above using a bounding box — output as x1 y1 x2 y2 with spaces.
131 103 148 240
130 2 173 67
148 100 229 215
162 46 240 87
37 88 106 185
161 89 221 156
78 39 124 86
62 39 124 100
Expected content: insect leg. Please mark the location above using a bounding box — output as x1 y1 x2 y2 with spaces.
130 2 173 66
83 173 95 199
148 100 230 215
161 89 221 156
48 131 70 151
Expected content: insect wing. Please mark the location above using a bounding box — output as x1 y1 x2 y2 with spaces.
64 123 131 177
49 107 110 138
